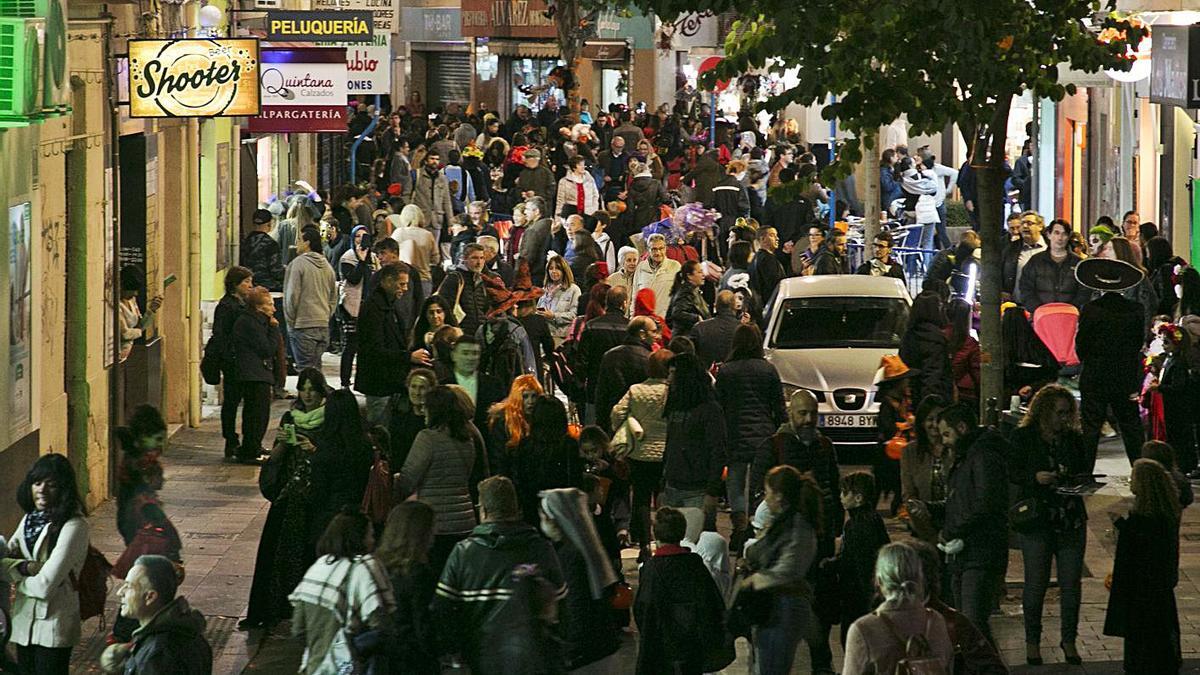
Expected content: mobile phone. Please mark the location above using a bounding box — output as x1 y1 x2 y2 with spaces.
284 423 297 445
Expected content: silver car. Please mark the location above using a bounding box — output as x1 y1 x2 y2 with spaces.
763 275 912 459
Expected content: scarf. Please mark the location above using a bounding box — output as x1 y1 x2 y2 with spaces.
576 179 586 213
24 510 51 552
292 405 325 431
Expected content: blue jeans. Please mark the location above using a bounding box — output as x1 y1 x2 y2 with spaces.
726 462 750 515
934 203 950 248
753 594 811 675
1019 526 1086 644
918 221 937 269
288 326 329 372
662 485 706 509
953 566 1003 646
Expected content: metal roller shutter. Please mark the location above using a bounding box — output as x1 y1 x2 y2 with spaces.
428 52 471 111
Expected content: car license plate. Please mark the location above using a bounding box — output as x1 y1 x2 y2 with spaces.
820 414 876 427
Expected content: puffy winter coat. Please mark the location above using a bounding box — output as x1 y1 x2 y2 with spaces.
628 175 668 231
437 267 490 338
1018 250 1090 311
241 230 284 292
398 426 480 536
943 428 1010 571
715 358 786 464
121 597 212 675
611 378 669 462
710 176 750 233
666 284 710 336
230 310 281 385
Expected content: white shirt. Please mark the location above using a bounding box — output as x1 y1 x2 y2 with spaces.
456 371 478 407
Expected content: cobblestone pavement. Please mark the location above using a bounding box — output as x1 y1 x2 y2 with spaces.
56 360 1200 673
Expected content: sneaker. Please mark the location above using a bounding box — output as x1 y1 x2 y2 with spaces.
237 618 264 631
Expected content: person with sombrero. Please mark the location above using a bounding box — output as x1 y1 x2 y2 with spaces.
1075 257 1148 473
874 355 916 518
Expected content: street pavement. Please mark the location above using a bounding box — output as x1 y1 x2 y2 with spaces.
60 359 1200 673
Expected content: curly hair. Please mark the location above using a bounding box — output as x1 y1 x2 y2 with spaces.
1020 383 1080 434
488 374 544 449
1131 458 1181 521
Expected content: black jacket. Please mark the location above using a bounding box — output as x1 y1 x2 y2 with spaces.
555 540 619 670
388 562 440 675
594 339 651 433
1006 426 1088 533
433 521 566 672
629 175 668 231
666 285 710 336
211 294 244 375
448 370 507 436
765 197 816 247
942 427 1009 570
751 426 843 538
715 358 785 464
240 230 284 292
855 258 906 282
122 598 212 675
634 548 728 675
518 218 553 286
307 437 372 547
900 321 954 403
1076 292 1145 396
437 267 490 338
578 313 628 401
1018 250 1090 311
749 249 786 305
663 400 727 495
684 153 723 207
355 288 411 397
516 164 557 207
1000 238 1022 294
690 309 740 370
1103 513 1180 644
710 176 749 234
812 248 848 276
230 311 279 385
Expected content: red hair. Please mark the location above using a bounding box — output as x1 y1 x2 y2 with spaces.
488 374 544 448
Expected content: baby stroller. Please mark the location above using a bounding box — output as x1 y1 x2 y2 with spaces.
1032 303 1081 371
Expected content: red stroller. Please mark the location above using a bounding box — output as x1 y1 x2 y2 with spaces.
1032 303 1080 367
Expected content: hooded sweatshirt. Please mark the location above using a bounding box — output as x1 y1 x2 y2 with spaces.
284 251 338 330
120 597 212 674
633 287 671 346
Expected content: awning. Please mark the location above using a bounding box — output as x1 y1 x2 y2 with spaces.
582 41 627 61
486 41 559 58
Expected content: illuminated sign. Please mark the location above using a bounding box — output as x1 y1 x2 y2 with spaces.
266 10 374 43
128 39 261 118
248 48 348 133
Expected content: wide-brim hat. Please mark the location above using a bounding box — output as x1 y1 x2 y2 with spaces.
873 354 916 385
487 260 542 317
1075 257 1144 292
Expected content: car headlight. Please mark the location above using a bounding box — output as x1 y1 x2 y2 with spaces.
782 383 825 403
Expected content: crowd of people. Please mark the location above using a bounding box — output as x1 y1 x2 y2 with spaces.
0 95 1194 675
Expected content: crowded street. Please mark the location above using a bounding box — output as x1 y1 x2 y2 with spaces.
1 0 1199 673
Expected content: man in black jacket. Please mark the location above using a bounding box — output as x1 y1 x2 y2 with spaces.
749 227 786 306
515 148 556 207
108 555 212 674
593 316 657 433
690 290 741 371
711 161 751 258
446 334 507 435
517 197 553 286
812 228 850 276
240 209 284 292
578 287 630 411
1018 218 1090 312
1076 280 1146 471
437 243 492 337
357 264 429 426
434 476 565 673
750 389 842 672
937 403 1010 646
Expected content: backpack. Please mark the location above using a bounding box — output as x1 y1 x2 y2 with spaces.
876 609 947 675
71 546 113 622
200 334 224 385
548 318 587 403
479 318 525 384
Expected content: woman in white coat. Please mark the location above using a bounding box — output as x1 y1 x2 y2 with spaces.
4 453 90 674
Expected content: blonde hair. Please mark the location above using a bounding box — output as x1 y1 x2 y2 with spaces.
398 203 426 230
1020 383 1080 433
875 542 926 609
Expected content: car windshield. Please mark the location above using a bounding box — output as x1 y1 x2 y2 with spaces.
771 296 909 349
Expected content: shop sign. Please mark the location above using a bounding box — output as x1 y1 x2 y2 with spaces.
581 42 626 61
311 0 399 34
266 10 374 43
127 38 261 118
341 35 390 93
461 0 555 39
248 48 348 133
1150 25 1200 108
400 7 462 42
593 9 654 50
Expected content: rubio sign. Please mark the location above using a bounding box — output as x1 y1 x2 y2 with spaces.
127 39 261 118
331 35 390 94
266 10 374 43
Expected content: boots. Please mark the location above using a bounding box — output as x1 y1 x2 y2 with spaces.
730 511 750 556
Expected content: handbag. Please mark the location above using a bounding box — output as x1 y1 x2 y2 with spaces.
360 450 393 526
452 272 467 324
725 579 771 638
1008 497 1043 532
610 415 643 459
112 521 183 579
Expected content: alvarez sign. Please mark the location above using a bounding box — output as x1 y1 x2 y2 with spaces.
128 39 261 118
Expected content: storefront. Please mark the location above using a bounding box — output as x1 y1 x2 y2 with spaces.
399 6 470 112
461 0 561 113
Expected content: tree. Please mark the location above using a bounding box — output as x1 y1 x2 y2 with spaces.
626 0 1144 415
545 0 608 113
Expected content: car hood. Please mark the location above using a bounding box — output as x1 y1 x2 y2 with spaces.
765 347 894 394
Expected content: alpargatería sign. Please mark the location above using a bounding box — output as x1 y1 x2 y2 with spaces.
128 39 261 118
266 10 374 43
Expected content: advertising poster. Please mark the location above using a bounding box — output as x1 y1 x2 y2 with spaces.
9 202 31 432
248 48 348 133
311 0 399 33
128 38 261 118
266 10 374 43
344 35 390 94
